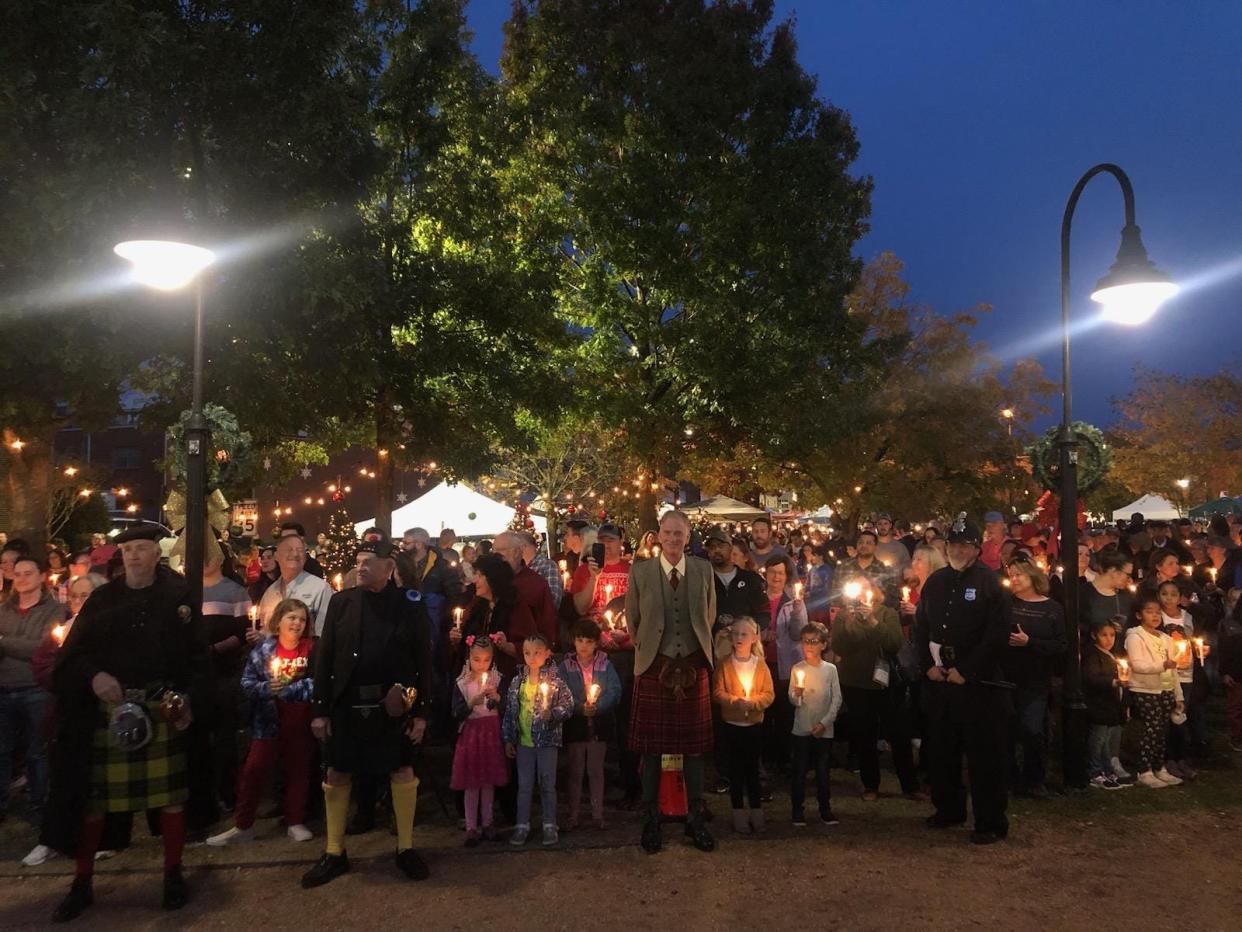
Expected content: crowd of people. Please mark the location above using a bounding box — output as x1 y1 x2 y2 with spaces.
2 504 1241 922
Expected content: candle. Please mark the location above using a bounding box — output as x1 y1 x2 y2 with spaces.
1181 564 1193 577
1117 658 1130 683
539 681 550 711
603 609 614 630
48 572 60 586
1174 640 1190 665
51 623 67 646
587 682 601 704
270 657 281 679
652 545 661 560
558 559 568 572
901 586 911 603
1127 584 1137 593
1002 578 1012 588
248 605 259 631
1208 566 1218 584
1193 636 1206 662
795 669 805 689
332 573 344 591
479 671 488 692
562 571 571 587
603 583 614 603
453 607 464 630
863 589 873 607
794 581 804 600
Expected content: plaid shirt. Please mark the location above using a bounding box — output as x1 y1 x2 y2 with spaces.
529 552 564 604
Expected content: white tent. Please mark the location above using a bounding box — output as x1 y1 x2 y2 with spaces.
679 495 769 522
1111 493 1181 522
356 481 546 540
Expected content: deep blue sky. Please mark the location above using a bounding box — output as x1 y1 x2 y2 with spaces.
464 0 1242 427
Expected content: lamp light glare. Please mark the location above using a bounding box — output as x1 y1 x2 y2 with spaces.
1091 281 1179 326
114 240 216 291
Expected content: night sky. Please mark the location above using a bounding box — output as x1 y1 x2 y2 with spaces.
464 0 1242 428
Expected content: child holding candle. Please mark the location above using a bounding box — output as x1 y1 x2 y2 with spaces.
450 637 508 846
712 616 775 833
1124 595 1185 789
209 599 316 845
788 622 842 825
1082 620 1131 790
502 634 574 846
1158 581 1205 779
558 619 623 830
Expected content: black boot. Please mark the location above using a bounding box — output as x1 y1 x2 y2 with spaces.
301 852 350 889
162 865 189 910
640 804 662 854
395 848 430 881
52 877 93 923
684 802 716 852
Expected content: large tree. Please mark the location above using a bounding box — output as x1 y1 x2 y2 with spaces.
500 0 871 529
761 252 1055 523
1108 368 1242 506
0 0 377 538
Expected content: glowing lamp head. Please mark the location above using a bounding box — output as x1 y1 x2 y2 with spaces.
114 239 215 291
1090 223 1177 326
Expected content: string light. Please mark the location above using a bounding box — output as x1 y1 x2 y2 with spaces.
126 503 139 513
64 466 78 477
304 497 313 505
9 439 25 451
115 487 130 497
78 489 92 497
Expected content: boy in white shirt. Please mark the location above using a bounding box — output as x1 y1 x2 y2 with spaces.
789 622 843 826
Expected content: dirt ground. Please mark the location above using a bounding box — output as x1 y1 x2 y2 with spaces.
3 763 1240 931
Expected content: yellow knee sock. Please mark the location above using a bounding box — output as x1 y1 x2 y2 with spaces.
323 782 351 856
390 777 419 852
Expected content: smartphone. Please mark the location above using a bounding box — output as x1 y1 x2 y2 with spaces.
591 542 606 567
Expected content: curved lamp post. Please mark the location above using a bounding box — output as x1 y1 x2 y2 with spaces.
1058 164 1178 788
114 239 216 610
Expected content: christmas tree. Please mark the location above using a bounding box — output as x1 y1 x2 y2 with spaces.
319 507 358 580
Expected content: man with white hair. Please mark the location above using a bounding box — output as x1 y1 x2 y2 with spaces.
518 531 563 604
492 531 558 648
257 536 332 637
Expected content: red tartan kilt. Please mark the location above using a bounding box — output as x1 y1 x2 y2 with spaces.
628 659 713 755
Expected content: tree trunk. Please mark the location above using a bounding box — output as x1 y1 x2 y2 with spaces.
374 391 396 537
541 484 559 558
636 464 661 533
3 426 54 548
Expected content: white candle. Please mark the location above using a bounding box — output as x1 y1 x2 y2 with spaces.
1193 637 1205 662
603 609 614 630
270 657 281 679
901 585 911 603
1117 658 1130 682
248 605 259 631
558 559 568 572
1208 566 1218 584
795 669 805 688
539 681 550 711
587 682 601 704
794 581 804 600
603 583 614 602
453 607 464 630
479 671 488 692
332 573 344 591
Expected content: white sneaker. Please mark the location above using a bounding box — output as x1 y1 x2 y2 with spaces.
1110 757 1131 780
206 826 255 846
287 824 313 842
94 849 117 861
1137 770 1167 789
21 844 55 867
1154 767 1184 786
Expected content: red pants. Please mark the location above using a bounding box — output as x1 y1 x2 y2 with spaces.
234 703 314 830
1227 682 1242 742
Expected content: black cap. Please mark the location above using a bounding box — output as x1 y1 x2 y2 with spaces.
704 525 731 545
360 526 389 544
357 537 396 559
946 512 981 546
114 523 168 544
597 523 624 541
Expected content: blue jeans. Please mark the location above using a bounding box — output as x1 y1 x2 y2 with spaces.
0 686 49 812
515 745 558 828
1087 724 1122 777
1009 688 1048 789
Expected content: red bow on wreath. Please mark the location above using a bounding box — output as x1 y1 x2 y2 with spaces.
1034 491 1086 559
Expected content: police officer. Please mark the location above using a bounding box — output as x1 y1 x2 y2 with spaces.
46 523 209 921
913 513 1012 844
301 536 433 888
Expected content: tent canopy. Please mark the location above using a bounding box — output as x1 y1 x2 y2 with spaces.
679 495 769 522
1111 493 1181 522
1189 496 1242 519
356 481 546 540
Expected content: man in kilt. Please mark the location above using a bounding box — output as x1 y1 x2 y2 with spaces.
624 509 717 854
46 523 208 922
300 536 433 888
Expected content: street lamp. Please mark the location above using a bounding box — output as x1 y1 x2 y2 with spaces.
1176 477 1191 515
1057 164 1177 789
114 238 216 610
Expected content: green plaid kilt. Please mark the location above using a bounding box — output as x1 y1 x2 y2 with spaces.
88 701 189 814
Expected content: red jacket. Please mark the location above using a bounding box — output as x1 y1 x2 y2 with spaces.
515 565 559 650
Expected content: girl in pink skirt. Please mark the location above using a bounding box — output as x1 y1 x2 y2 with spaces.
451 635 508 845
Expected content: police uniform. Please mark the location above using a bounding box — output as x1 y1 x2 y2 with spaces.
302 536 433 888
913 514 1012 841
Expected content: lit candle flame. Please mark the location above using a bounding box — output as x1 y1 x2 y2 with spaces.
1193 636 1205 662
587 682 601 704
603 609 614 630
248 605 259 630
843 581 862 602
453 607 464 629
333 573 344 591
270 657 281 679
1117 658 1130 681
52 624 67 645
479 671 488 692
795 669 805 689
863 589 874 607
794 581 804 600
539 681 550 709
901 585 911 603
1208 566 1218 583
558 559 568 573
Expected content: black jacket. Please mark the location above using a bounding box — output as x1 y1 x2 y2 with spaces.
914 560 1011 684
713 567 770 633
312 583 433 719
45 568 211 855
1081 643 1127 726
1002 596 1067 689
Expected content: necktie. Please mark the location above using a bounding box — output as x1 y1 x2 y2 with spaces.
669 568 680 590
